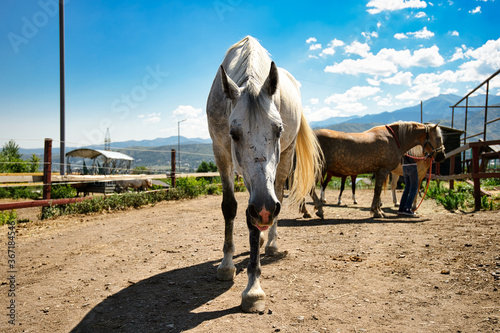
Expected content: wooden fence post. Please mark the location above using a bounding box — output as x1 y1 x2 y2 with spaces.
171 149 176 188
43 138 52 200
449 155 455 190
472 145 481 211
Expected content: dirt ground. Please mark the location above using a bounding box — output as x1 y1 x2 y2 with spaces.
1 188 499 333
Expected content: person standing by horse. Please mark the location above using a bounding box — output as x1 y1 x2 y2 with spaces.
398 153 419 217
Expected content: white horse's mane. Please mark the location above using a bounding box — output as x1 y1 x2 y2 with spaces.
222 36 281 124
223 36 272 89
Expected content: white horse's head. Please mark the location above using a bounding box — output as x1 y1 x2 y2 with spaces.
220 61 283 231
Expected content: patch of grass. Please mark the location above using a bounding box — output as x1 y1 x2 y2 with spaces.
427 180 499 211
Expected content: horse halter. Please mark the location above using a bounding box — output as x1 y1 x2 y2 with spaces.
423 125 445 158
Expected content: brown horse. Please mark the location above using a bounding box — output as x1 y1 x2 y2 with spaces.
310 121 445 218
390 145 433 210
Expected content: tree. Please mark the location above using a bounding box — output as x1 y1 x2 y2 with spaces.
197 161 218 172
0 140 40 173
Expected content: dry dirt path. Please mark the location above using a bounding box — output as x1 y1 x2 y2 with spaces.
1 188 499 332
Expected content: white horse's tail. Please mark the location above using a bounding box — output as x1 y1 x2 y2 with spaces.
288 113 323 207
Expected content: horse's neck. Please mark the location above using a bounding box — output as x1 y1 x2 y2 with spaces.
397 125 426 154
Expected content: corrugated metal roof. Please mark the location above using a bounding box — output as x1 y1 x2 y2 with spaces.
66 148 134 161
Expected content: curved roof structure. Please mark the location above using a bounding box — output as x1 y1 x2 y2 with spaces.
66 148 134 161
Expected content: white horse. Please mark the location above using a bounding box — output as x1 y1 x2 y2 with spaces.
206 36 322 312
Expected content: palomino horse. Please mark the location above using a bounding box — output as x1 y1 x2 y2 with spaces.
310 122 445 218
206 36 322 312
390 145 433 210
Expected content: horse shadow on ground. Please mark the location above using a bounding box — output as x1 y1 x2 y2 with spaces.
288 202 429 227
70 252 285 333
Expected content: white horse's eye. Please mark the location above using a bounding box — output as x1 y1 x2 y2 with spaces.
229 129 240 142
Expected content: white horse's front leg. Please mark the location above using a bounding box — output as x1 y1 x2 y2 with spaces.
217 190 237 281
241 223 266 312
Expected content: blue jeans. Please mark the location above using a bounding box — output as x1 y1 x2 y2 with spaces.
398 164 418 212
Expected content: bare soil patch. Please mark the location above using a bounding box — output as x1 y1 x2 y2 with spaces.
1 188 499 332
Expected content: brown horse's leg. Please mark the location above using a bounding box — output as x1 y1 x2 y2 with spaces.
311 187 324 219
320 172 333 204
371 170 388 218
299 197 312 218
351 175 358 204
338 175 346 205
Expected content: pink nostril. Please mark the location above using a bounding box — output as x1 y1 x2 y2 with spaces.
259 208 271 224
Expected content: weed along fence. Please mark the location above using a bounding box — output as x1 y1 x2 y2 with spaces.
433 139 500 211
0 138 218 212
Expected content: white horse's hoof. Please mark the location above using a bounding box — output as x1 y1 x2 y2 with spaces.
241 289 266 313
217 266 236 281
265 245 279 256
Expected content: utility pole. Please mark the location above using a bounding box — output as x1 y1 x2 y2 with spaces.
59 0 66 175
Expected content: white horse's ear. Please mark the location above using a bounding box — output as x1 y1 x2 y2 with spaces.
263 61 279 96
433 122 440 128
220 65 240 102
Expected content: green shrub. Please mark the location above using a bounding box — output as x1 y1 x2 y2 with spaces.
51 184 77 199
0 210 17 226
0 186 41 200
427 180 499 211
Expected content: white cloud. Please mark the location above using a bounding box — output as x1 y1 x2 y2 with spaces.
450 30 459 36
450 47 465 62
395 84 441 102
173 105 202 118
362 31 379 39
454 38 500 82
367 0 427 14
325 86 381 106
318 38 345 57
141 112 161 124
415 11 427 18
325 44 444 77
319 47 335 57
408 26 434 39
330 38 345 47
306 37 317 44
345 41 371 57
325 56 398 77
310 98 319 105
410 45 444 66
394 33 408 40
367 77 380 86
394 27 434 39
469 6 481 14
376 94 396 107
303 106 343 122
382 71 413 86
309 43 322 50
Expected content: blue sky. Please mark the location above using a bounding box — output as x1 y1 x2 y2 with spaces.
1 0 499 149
